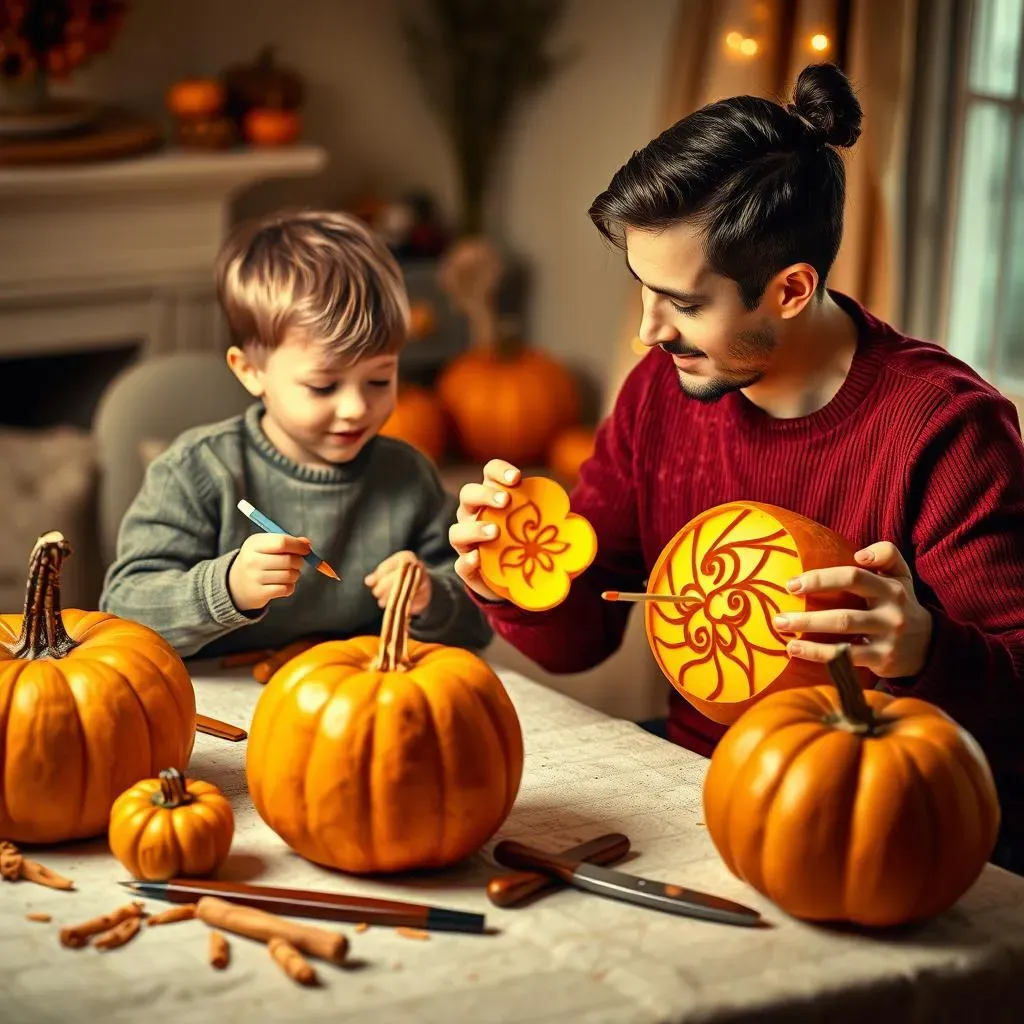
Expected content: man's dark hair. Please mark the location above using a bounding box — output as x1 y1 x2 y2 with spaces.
588 63 863 308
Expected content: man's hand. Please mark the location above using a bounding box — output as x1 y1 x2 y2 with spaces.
774 541 934 678
365 551 432 616
448 459 522 603
228 533 311 612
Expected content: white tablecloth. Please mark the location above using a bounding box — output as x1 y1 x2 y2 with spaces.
5 662 1024 1024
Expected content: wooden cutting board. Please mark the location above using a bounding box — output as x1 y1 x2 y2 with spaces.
0 106 163 166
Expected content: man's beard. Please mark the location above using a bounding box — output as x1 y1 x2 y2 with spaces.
664 326 774 404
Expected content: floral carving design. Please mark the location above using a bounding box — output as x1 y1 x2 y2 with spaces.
478 476 597 611
646 506 803 705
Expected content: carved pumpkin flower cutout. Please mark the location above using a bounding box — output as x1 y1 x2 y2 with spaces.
478 476 597 612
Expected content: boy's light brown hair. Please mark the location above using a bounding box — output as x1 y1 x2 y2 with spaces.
215 208 410 360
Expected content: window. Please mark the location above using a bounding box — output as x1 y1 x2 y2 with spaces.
946 0 1024 392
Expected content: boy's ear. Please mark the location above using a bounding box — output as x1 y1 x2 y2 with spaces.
226 346 264 398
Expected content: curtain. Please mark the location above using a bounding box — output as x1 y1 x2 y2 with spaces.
603 0 923 413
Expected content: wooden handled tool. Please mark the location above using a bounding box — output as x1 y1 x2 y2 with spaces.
196 714 247 742
486 833 630 907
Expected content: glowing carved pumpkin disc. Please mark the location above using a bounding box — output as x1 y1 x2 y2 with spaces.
478 476 597 611
645 501 869 725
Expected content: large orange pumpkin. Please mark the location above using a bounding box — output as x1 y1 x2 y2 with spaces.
703 648 1001 927
0 532 196 844
379 385 448 463
245 561 523 874
438 345 579 466
640 501 870 725
435 236 579 465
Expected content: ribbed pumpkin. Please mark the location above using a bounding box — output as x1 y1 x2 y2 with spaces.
703 648 1001 927
641 501 870 725
379 385 448 463
246 561 523 874
109 768 234 881
438 344 579 465
547 425 596 487
0 533 196 844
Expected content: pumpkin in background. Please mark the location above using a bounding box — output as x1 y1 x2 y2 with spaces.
703 648 1001 927
243 107 301 147
166 78 225 119
436 237 580 465
0 533 196 844
409 300 437 340
109 768 234 881
638 501 870 725
547 425 596 487
380 385 448 464
246 561 523 874
478 475 597 611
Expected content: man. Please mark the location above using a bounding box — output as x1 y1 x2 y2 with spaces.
449 63 1024 874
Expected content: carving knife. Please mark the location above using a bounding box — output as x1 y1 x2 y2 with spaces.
493 840 762 927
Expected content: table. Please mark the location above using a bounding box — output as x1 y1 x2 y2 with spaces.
5 663 1024 1024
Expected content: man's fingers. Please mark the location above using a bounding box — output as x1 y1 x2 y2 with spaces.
789 565 904 602
855 541 912 579
773 607 891 636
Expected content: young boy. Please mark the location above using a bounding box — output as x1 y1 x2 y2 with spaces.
100 209 492 658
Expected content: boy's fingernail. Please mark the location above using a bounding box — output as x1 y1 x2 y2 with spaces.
468 550 479 565
494 491 508 506
483 524 498 537
504 469 517 482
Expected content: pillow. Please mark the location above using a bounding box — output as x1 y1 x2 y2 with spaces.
0 426 101 612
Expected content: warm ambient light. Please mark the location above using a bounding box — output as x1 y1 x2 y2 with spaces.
810 33 830 51
739 37 759 56
725 29 759 58
725 31 744 49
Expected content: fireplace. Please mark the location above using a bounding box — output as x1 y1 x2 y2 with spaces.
0 144 327 606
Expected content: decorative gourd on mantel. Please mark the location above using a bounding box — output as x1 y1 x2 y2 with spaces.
0 532 196 844
245 560 523 874
703 647 1001 927
623 501 871 725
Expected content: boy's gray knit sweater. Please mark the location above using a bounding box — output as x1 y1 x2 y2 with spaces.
100 404 493 658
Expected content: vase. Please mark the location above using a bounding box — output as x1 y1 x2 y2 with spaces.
0 71 99 139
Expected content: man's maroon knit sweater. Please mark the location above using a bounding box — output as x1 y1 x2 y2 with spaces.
475 294 1024 818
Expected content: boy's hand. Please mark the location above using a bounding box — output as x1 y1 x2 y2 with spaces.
228 533 311 612
365 552 432 615
449 459 521 602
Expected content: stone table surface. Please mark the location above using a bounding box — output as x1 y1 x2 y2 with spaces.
5 662 1024 1024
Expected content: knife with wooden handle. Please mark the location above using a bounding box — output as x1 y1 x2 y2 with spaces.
487 833 630 907
493 839 762 926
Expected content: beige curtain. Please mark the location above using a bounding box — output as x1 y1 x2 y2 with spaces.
603 0 919 414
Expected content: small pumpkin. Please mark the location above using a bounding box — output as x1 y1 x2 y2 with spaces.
0 532 196 844
243 107 301 147
703 648 1001 927
109 768 234 881
642 501 870 725
379 385 448 463
478 475 597 611
409 300 437 340
547 425 596 487
166 78 225 119
246 561 523 874
436 237 580 465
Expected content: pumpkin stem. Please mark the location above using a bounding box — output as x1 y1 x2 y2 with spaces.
827 645 876 734
155 768 193 808
2 531 78 660
373 560 423 672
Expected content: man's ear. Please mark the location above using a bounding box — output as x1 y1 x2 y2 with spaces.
763 263 819 320
226 346 264 398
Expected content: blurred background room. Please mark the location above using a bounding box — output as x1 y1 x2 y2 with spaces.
0 0 1016 721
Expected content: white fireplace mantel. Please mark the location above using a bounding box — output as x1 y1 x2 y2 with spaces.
0 144 328 361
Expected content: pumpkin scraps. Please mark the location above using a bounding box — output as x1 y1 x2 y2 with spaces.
0 841 74 890
478 475 597 611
